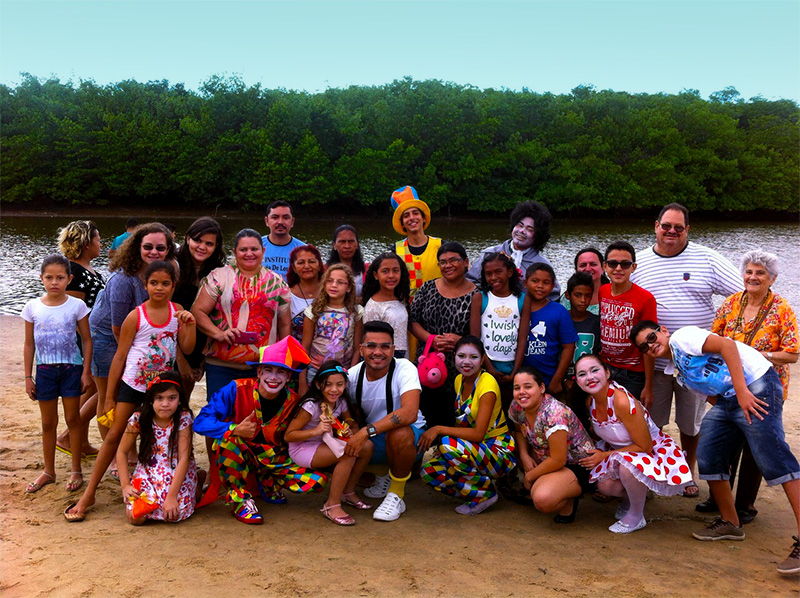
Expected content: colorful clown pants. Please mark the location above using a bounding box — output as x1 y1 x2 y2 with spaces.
421 435 516 505
214 436 327 504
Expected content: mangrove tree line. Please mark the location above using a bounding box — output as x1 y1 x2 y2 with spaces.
1 74 797 214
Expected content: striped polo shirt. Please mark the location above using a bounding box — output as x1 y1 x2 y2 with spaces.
630 241 743 371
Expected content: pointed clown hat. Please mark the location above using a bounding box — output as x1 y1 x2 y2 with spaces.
390 185 431 236
246 336 310 372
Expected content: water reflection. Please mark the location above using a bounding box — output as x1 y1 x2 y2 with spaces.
1 214 797 315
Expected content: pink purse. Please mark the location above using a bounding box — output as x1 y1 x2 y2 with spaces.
417 335 447 389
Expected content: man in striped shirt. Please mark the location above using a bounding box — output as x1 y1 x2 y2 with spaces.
630 203 743 497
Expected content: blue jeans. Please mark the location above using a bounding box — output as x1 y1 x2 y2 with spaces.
697 368 800 486
91 329 117 378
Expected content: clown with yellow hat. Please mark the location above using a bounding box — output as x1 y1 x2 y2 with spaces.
194 336 327 524
391 186 443 299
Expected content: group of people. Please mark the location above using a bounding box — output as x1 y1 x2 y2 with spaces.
20 189 799 576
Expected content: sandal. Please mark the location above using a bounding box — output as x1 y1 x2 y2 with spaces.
26 472 55 493
342 492 372 510
682 482 700 498
320 503 355 526
66 472 83 492
63 502 86 523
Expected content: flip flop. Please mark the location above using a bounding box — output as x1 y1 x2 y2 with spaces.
63 502 86 523
26 472 55 493
55 444 72 458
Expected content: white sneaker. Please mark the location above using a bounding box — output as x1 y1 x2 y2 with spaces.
455 494 499 516
373 492 406 521
364 474 391 499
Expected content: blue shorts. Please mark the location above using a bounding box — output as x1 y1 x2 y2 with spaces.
369 424 425 465
35 364 82 401
697 368 800 486
91 329 117 378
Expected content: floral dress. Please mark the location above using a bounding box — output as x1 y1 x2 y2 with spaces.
508 395 594 464
200 265 290 365
588 382 692 495
127 411 198 522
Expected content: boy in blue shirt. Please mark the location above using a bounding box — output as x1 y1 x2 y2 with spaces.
514 263 577 396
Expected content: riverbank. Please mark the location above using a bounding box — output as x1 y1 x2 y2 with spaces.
1 315 798 597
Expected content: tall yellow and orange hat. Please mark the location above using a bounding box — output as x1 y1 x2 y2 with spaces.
246 336 310 372
391 185 431 236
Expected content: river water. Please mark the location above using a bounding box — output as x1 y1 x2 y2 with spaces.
1 213 798 315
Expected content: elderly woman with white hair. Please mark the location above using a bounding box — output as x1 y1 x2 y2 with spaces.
697 249 799 524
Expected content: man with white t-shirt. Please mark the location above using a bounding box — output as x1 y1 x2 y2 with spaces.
630 203 743 497
345 321 425 521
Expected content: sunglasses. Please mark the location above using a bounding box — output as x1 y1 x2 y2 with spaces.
637 330 658 353
142 244 168 252
606 260 634 270
659 223 686 233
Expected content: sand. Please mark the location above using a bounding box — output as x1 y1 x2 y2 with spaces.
1 315 798 597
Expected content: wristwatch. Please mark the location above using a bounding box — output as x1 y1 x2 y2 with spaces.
366 424 378 438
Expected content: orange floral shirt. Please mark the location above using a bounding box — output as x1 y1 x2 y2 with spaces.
712 292 798 399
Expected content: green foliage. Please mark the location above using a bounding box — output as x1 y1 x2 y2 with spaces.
1 74 797 213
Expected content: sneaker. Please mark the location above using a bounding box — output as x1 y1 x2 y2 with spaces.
364 474 391 499
692 517 745 541
373 492 406 521
777 536 800 576
232 498 264 525
609 518 647 534
455 494 499 516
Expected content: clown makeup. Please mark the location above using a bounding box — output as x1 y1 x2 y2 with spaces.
257 365 290 397
454 344 483 379
574 356 609 396
511 216 536 251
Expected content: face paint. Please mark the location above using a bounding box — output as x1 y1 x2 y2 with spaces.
454 345 482 377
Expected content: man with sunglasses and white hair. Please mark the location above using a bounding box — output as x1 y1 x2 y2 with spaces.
630 202 742 498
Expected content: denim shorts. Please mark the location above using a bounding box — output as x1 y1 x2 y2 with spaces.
369 424 425 465
91 329 117 378
697 368 800 486
35 364 82 401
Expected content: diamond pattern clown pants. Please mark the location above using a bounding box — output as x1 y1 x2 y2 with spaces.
214 435 327 504
421 435 516 505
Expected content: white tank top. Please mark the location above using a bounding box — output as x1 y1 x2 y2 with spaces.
122 302 179 392
481 292 521 363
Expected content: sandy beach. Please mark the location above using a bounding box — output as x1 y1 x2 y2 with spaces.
1 314 798 597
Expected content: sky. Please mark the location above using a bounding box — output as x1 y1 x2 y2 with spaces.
1 0 798 101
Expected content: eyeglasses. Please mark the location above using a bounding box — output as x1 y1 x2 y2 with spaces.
637 331 658 353
606 260 634 270
659 223 686 233
142 244 168 252
363 342 393 350
438 257 463 267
